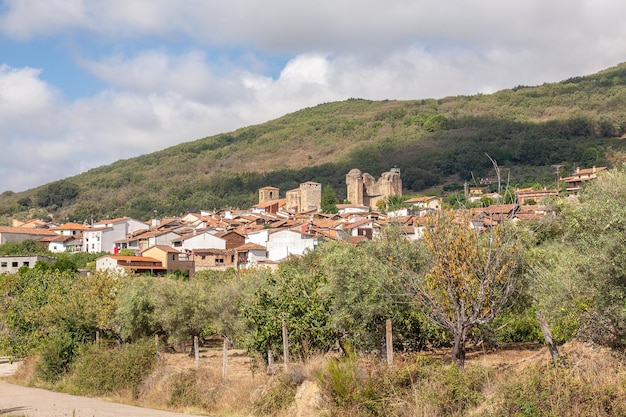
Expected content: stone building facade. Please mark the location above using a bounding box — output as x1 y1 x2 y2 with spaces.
346 168 402 209
286 181 321 213
258 186 280 204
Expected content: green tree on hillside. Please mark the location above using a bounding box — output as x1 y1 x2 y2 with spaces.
320 185 339 213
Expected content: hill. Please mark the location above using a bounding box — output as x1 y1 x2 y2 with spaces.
3 62 626 222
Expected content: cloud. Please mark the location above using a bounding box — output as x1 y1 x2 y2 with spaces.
2 1 626 194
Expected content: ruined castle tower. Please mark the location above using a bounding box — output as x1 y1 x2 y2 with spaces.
346 167 402 209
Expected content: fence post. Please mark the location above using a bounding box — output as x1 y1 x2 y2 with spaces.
267 348 274 375
386 319 393 366
194 335 200 368
222 337 229 379
536 311 559 367
282 314 289 369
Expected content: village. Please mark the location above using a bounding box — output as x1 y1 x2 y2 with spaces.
0 166 606 277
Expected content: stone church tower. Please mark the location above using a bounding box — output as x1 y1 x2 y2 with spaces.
286 181 321 213
258 186 279 204
346 167 402 209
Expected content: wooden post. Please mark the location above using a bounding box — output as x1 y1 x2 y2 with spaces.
386 319 393 366
154 333 159 347
536 311 559 367
194 336 200 368
222 337 229 379
267 348 274 375
95 330 100 348
282 315 289 369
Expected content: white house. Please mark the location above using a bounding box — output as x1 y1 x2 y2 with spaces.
244 228 270 247
235 242 269 268
171 229 227 252
95 254 166 275
266 229 322 262
83 217 149 253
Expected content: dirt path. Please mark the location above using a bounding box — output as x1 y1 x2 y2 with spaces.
0 381 211 417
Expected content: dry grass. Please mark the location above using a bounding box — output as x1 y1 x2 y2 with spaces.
6 342 626 416
136 348 268 416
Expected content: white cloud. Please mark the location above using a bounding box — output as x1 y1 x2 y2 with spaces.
2 1 626 193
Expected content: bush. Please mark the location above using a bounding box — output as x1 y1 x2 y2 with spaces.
36 332 78 382
70 339 157 398
252 373 298 416
491 361 626 417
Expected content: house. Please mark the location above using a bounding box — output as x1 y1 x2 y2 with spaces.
336 204 369 215
266 229 323 262
561 166 607 195
214 230 245 249
0 255 56 274
142 245 195 278
244 228 270 247
235 242 269 269
0 226 57 245
45 222 90 253
171 229 227 252
515 187 559 205
115 227 181 254
49 222 90 237
95 255 166 275
342 218 379 240
191 248 237 271
472 204 519 228
404 196 442 214
251 198 286 215
83 217 150 253
46 234 83 253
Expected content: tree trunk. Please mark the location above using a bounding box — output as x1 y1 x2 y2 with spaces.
452 328 467 368
188 334 196 358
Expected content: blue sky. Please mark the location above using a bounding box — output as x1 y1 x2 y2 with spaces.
1 0 626 193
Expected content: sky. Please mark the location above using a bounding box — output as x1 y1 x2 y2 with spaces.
1 0 626 193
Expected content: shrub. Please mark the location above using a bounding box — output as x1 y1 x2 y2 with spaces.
70 339 157 398
252 373 298 416
491 362 626 417
36 332 78 382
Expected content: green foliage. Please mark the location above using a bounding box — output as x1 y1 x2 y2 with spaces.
491 363 626 417
557 167 626 347
317 348 382 414
320 184 339 213
36 331 79 382
0 268 77 357
3 63 626 220
244 259 332 361
115 278 162 342
35 179 80 208
0 239 48 256
252 373 298 415
70 339 157 398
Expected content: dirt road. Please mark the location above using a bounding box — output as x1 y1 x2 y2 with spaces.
0 381 211 417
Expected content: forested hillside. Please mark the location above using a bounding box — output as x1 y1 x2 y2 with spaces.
2 62 626 222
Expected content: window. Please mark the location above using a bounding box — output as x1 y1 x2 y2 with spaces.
23 262 29 267
172 254 176 261
12 262 18 267
1 262 7 268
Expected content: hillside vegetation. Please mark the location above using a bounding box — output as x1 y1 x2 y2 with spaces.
3 63 626 222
